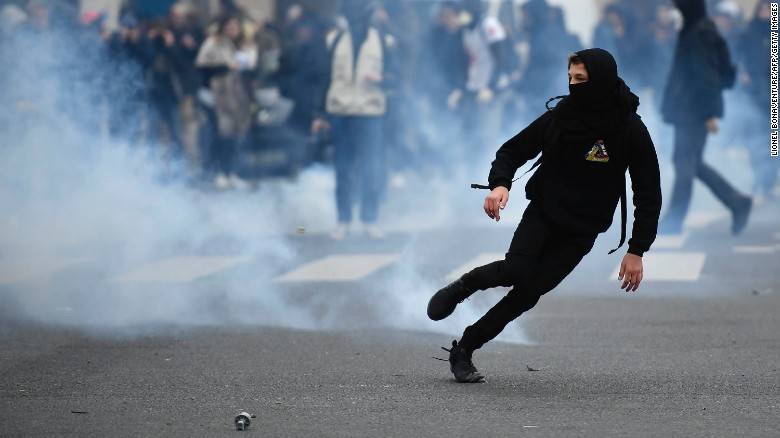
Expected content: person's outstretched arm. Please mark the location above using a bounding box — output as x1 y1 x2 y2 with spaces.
619 117 662 292
484 111 551 221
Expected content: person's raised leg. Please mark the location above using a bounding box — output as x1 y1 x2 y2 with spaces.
332 116 357 238
427 203 549 321
357 116 385 237
458 230 597 352
442 229 596 383
660 122 704 233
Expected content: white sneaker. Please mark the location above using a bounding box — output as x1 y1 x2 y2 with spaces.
330 224 349 240
364 224 385 240
213 173 230 189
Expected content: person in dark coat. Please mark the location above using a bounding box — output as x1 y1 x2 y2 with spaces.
659 0 751 234
737 2 776 197
427 48 662 383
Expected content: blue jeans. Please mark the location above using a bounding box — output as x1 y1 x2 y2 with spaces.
331 116 384 224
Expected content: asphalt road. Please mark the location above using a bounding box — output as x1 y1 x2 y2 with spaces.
1 200 779 437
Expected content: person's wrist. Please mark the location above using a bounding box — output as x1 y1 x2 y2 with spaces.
627 245 644 257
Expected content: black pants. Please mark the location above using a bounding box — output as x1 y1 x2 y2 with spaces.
664 121 745 228
459 203 597 351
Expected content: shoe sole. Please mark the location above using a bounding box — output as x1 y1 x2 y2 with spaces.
428 292 457 321
454 372 485 383
427 289 458 321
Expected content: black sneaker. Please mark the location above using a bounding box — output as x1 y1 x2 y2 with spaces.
427 278 473 321
731 196 752 235
442 340 484 383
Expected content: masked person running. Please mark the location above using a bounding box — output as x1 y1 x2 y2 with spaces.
427 48 662 383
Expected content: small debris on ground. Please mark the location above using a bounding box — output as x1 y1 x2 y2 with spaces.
235 411 252 431
526 365 541 372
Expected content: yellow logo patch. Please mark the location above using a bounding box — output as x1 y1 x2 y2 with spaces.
585 140 609 163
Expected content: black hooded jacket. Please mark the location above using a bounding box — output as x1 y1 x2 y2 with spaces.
661 0 736 124
488 48 661 256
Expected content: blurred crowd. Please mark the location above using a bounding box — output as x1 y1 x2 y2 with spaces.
0 0 773 231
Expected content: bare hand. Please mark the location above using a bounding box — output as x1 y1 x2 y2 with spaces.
364 73 383 83
484 186 509 222
162 30 175 47
311 118 330 135
706 118 719 134
618 253 643 292
477 87 494 103
181 34 196 49
447 89 462 110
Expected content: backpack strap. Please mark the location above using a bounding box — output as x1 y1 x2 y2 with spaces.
607 113 637 255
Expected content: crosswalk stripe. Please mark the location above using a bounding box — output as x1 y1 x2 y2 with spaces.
610 252 706 282
274 254 399 282
653 233 688 249
0 257 89 285
684 211 728 229
111 256 249 284
733 245 777 254
445 253 504 281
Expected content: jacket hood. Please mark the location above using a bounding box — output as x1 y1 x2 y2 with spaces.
674 0 707 27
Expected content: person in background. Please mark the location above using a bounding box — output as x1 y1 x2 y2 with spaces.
277 3 332 151
196 15 256 189
312 0 396 240
105 10 149 142
168 2 204 165
424 1 470 166
519 0 580 113
711 0 743 53
458 0 511 155
145 19 182 152
647 2 678 98
659 0 751 235
592 5 624 65
737 2 776 199
427 49 661 383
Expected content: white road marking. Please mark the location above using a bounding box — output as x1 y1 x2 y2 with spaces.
733 246 777 254
611 252 706 282
111 256 249 284
652 233 688 249
274 254 399 282
0 257 89 284
684 211 728 229
445 253 504 281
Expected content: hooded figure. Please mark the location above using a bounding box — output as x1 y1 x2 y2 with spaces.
523 48 650 254
425 49 662 383
658 0 751 235
675 0 706 31
661 0 735 124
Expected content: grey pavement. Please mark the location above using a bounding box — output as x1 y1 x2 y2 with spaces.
1 200 779 437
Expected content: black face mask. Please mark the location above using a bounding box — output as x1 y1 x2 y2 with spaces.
568 81 603 108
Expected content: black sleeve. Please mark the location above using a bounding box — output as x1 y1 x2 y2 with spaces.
312 32 336 119
688 24 729 118
626 117 662 257
487 111 551 191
